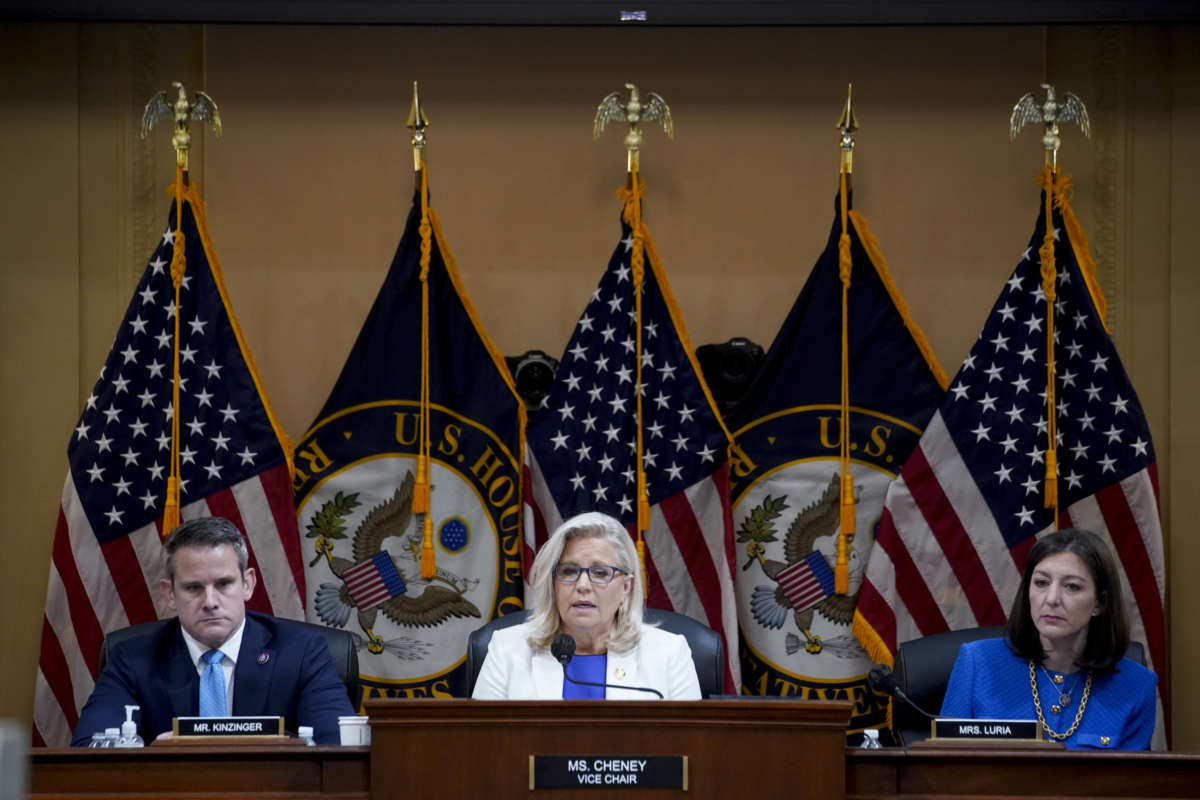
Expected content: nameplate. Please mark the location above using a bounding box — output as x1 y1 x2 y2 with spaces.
173 716 285 738
529 755 687 790
932 718 1042 741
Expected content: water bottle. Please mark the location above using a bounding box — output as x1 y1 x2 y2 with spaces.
860 728 883 749
297 726 316 747
102 728 121 748
87 733 105 748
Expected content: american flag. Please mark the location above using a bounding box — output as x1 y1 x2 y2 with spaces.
857 178 1166 702
524 191 740 691
342 553 407 611
34 185 305 746
777 552 836 613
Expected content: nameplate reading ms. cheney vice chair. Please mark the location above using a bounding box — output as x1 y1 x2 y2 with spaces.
892 626 1147 746
465 608 725 698
99 618 361 709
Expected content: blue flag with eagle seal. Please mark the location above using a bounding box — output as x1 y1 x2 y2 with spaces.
293 182 525 703
727 188 946 732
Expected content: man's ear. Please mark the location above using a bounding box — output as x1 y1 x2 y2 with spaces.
161 578 177 611
242 567 257 601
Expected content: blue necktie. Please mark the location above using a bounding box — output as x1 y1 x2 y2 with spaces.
198 649 227 717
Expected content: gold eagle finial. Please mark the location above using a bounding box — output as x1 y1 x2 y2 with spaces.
141 82 221 172
594 83 673 173
1010 83 1090 170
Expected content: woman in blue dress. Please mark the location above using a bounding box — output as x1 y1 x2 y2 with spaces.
941 528 1157 749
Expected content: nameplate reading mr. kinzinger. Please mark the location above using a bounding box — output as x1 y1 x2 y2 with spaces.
173 716 286 738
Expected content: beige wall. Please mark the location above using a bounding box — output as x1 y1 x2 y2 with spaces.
2 21 1197 746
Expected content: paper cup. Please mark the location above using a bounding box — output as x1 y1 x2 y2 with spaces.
338 715 370 746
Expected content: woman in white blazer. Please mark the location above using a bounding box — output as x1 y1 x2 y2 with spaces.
472 511 701 700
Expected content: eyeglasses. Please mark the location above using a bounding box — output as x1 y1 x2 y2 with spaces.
553 563 627 585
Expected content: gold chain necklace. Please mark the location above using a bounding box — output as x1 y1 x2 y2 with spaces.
1029 660 1092 741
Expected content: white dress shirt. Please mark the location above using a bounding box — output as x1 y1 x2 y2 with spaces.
180 619 246 714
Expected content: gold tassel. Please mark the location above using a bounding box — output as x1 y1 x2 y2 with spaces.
1044 448 1059 509
636 536 647 600
840 471 856 537
416 165 436 579
1037 167 1060 518
413 457 430 515
163 165 187 538
836 170 855 595
835 530 850 595
163 476 181 533
420 516 435 579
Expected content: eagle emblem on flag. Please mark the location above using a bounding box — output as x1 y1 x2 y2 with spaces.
742 473 864 659
309 472 482 657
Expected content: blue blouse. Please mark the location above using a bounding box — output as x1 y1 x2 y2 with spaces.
940 638 1157 750
563 653 607 699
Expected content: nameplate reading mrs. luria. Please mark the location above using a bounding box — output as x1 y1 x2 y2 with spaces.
530 756 687 790
173 716 286 738
932 718 1042 742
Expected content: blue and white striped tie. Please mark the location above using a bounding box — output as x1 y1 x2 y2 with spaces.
198 649 226 717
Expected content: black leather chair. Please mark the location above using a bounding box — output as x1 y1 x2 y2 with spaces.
465 608 725 698
892 626 1147 746
98 618 361 709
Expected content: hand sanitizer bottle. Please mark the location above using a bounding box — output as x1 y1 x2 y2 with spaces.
297 726 316 747
115 705 145 748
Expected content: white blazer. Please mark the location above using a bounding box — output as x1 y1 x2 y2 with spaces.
472 621 701 700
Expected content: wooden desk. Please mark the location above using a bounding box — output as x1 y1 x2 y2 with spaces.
847 747 1200 799
365 698 854 799
31 740 1200 799
31 744 369 800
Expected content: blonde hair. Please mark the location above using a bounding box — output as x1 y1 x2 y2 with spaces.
525 511 646 653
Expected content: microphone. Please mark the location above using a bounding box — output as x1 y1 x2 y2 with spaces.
867 664 938 720
551 633 664 699
551 634 576 666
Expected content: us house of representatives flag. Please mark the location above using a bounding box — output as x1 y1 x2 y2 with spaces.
293 175 524 701
524 182 740 691
35 184 305 746
728 187 946 729
857 169 1166 723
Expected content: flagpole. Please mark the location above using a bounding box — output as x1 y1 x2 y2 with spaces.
140 82 222 533
1010 84 1091 519
594 84 673 592
834 84 858 595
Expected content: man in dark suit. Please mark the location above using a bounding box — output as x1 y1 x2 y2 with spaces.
72 517 354 745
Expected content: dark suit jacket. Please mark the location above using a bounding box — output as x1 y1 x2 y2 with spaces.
72 611 354 745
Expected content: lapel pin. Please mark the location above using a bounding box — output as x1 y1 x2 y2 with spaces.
257 651 270 665
614 667 626 680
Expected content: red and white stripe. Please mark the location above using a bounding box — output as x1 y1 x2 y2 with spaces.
343 558 393 610
524 453 740 693
778 558 828 612
34 463 303 747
